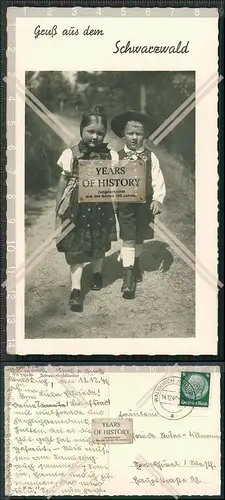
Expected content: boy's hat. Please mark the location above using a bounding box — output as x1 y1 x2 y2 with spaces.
111 110 156 138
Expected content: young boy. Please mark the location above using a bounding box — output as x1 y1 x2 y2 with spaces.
111 110 166 299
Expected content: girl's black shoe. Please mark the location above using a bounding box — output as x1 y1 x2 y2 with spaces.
134 257 143 283
91 273 103 290
69 288 83 311
121 266 136 299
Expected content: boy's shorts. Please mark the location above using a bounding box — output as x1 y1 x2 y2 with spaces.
117 202 154 243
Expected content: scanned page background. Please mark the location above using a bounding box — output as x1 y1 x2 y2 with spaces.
5 366 220 496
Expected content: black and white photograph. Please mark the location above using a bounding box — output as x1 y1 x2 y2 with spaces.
24 70 196 340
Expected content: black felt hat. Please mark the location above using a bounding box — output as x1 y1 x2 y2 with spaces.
110 110 156 138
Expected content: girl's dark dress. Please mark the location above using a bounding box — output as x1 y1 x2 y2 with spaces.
56 141 117 265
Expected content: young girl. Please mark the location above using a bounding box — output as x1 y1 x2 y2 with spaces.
55 105 117 311
110 110 166 299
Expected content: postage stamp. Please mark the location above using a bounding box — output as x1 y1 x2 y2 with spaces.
180 371 211 407
92 417 133 444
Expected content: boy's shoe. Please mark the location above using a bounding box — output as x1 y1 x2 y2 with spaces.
121 266 136 299
91 272 103 291
69 288 83 311
134 257 143 283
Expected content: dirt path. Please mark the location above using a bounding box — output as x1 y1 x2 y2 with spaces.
25 116 195 340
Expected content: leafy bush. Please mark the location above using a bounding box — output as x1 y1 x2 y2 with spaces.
25 106 64 194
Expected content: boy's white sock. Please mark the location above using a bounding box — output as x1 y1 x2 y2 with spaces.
70 263 84 291
121 247 135 267
135 244 143 258
92 258 103 274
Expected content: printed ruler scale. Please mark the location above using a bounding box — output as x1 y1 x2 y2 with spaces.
6 13 17 355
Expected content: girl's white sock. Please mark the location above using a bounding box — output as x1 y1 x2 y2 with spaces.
135 244 143 258
70 263 84 291
121 247 135 267
92 258 103 274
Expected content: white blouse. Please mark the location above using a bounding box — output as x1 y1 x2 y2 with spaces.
57 148 74 174
57 148 119 174
57 147 166 204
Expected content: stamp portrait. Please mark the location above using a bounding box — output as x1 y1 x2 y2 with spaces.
180 372 211 407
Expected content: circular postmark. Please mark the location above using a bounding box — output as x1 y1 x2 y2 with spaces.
152 376 194 420
181 373 209 402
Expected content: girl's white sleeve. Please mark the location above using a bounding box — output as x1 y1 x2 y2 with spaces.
57 149 73 176
151 152 166 204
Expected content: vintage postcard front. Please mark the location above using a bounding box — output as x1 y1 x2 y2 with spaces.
5 365 221 496
5 7 221 354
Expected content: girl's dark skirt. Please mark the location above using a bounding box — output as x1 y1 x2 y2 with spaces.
117 201 154 243
56 191 117 265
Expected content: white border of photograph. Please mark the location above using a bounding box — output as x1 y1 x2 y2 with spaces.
8 9 219 354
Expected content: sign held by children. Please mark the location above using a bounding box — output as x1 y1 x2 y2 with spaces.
78 159 146 203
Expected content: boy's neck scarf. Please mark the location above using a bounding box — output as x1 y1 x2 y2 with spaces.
124 144 146 160
78 140 110 159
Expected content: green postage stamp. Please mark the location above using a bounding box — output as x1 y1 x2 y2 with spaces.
180 372 211 407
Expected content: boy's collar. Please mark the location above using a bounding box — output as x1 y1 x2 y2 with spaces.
124 144 145 154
